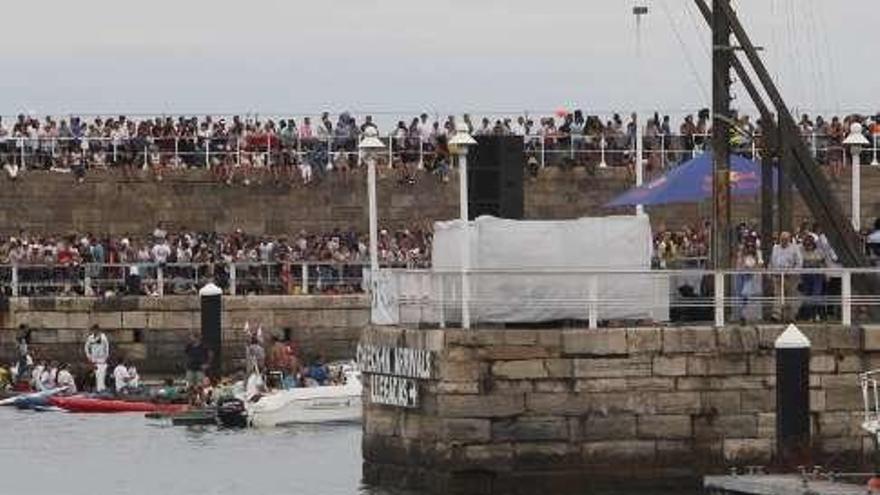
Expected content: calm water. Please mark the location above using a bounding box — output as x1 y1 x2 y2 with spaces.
0 408 697 495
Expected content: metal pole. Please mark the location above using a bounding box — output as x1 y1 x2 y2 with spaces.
418 136 424 170
540 135 546 168
459 150 471 330
599 135 608 168
229 263 236 296
368 156 379 278
842 271 852 326
588 275 598 329
302 264 309 295
714 271 724 328
852 146 862 231
635 112 644 216
873 134 880 166
157 265 164 297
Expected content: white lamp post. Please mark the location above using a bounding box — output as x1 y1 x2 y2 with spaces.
358 127 386 288
449 123 477 330
634 112 645 216
844 123 869 232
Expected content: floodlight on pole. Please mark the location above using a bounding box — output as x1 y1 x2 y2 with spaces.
358 127 386 288
449 123 477 330
843 122 869 232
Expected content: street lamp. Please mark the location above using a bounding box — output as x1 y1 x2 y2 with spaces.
358 127 386 291
843 122 869 231
449 123 477 330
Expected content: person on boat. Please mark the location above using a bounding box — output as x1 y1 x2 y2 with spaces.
245 334 266 375
156 378 182 403
84 325 110 392
127 363 140 390
113 359 132 394
38 361 59 391
56 363 77 394
266 333 294 388
31 360 46 390
303 356 329 387
184 334 212 388
15 325 32 381
245 371 266 402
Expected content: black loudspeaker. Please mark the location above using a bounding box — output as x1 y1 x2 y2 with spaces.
200 285 223 378
467 135 525 220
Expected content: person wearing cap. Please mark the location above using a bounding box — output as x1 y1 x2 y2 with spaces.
84 325 110 392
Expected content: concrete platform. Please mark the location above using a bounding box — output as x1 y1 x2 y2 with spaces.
704 475 866 495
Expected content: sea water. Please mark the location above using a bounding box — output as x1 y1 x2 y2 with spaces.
0 408 698 495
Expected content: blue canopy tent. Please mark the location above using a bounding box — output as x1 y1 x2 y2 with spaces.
605 154 770 207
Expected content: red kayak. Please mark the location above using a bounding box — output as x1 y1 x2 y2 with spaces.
49 396 189 414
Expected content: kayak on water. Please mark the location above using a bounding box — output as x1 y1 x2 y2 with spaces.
0 387 69 408
49 396 189 414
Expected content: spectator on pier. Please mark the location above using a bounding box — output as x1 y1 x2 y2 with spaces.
770 231 803 322
84 325 110 392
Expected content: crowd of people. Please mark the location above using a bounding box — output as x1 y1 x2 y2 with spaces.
0 224 432 297
2 109 878 184
659 218 880 324
0 321 342 411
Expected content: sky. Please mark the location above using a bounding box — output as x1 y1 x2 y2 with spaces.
0 0 874 122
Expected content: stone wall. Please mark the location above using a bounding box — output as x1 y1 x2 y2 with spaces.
361 325 879 495
0 295 369 374
2 166 876 235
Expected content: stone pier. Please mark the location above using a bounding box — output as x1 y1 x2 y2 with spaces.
361 325 880 495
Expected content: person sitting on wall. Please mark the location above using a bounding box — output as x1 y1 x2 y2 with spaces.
56 363 77 394
113 358 133 394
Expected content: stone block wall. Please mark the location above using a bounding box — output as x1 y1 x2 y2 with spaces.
1 295 368 374
1 166 874 235
361 325 879 494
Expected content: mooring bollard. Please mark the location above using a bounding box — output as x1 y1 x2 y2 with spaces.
199 282 223 378
775 323 811 467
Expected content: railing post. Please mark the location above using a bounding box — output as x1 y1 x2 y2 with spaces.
84 267 92 297
301 264 309 294
569 134 575 160
113 141 118 163
386 136 392 168
660 133 667 169
157 265 164 297
266 134 272 168
205 138 210 168
872 134 879 166
229 263 236 296
328 137 334 171
810 131 817 159
842 271 852 326
588 275 599 329
12 265 19 297
174 137 180 166
19 138 26 170
418 136 424 170
236 137 242 168
540 135 546 168
437 273 446 329
714 271 725 328
599 135 608 168
143 144 149 170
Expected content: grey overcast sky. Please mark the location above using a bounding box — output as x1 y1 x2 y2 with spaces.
0 0 874 119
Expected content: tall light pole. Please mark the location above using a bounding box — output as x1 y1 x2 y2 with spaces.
844 122 869 232
359 127 386 301
633 5 648 216
449 123 476 330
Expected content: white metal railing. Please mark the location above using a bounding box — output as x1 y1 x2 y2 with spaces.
0 261 414 297
860 370 880 443
382 267 880 329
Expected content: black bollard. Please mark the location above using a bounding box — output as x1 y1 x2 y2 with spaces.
775 323 811 467
199 283 223 379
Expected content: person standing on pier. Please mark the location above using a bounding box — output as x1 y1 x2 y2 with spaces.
84 325 110 392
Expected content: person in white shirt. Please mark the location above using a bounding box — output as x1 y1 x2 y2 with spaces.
39 362 58 391
84 325 110 392
127 364 140 390
113 360 131 394
769 231 803 321
31 361 46 391
56 363 77 394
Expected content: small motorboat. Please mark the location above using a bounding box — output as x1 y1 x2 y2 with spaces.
242 367 362 428
146 408 219 427
49 396 189 414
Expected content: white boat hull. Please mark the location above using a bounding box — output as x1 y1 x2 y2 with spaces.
247 382 362 428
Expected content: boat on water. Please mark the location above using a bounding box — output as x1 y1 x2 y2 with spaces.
215 365 362 428
0 387 69 409
49 396 189 414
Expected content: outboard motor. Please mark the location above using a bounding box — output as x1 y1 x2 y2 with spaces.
216 397 248 428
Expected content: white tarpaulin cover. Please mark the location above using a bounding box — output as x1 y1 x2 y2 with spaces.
426 215 669 323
